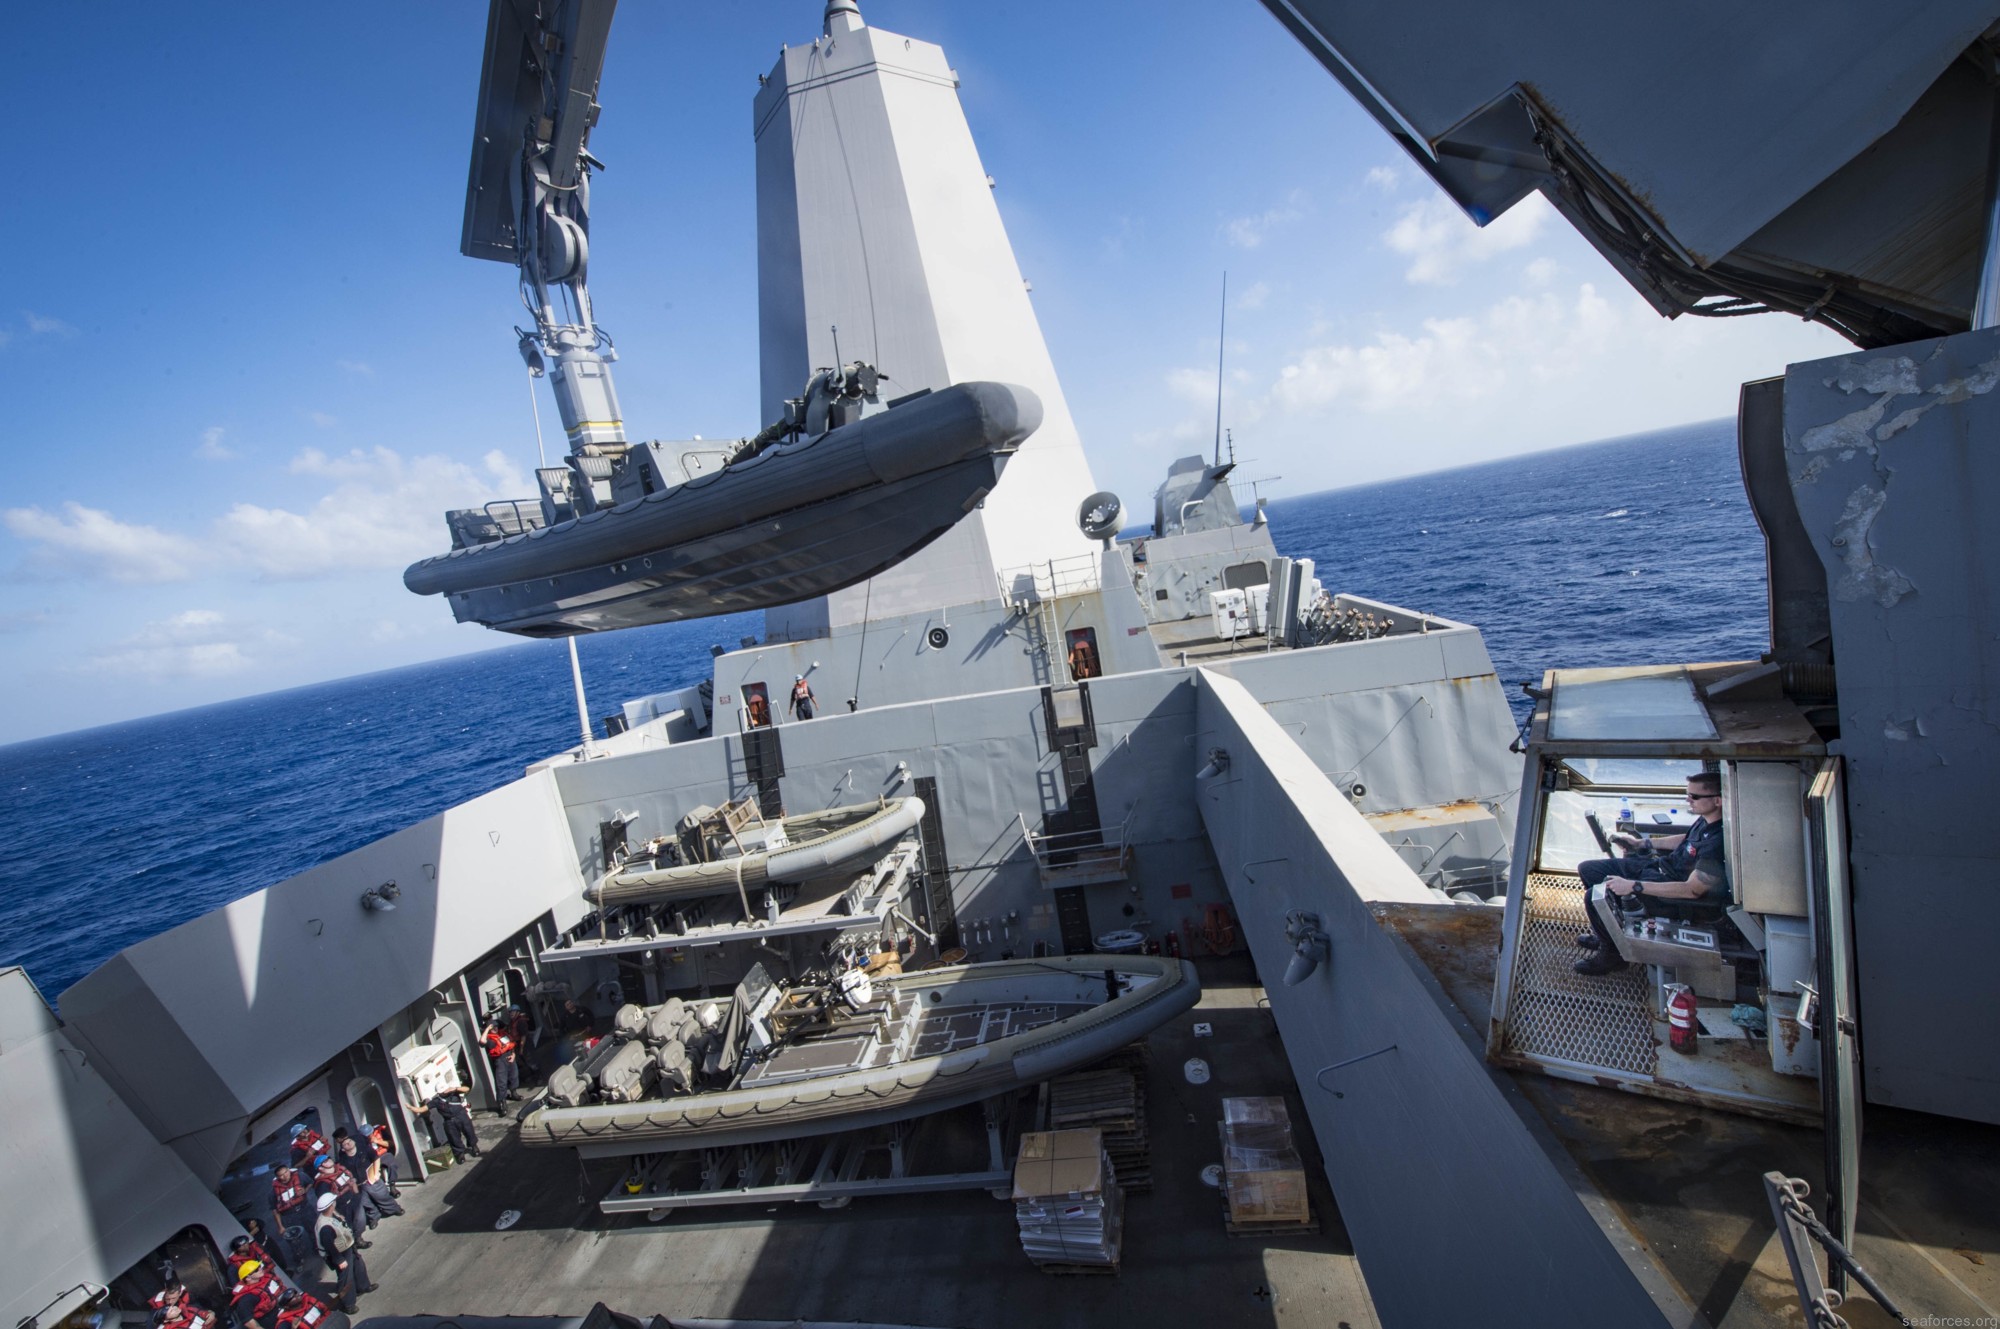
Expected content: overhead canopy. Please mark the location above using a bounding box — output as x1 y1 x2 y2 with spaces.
1261 0 2000 347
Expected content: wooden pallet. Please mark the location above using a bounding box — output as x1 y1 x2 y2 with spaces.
1035 1260 1120 1276
1049 1050 1152 1193
1222 1211 1319 1239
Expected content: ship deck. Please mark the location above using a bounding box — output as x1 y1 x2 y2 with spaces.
332 955 1379 1328
1378 902 2000 1328
744 996 1091 1084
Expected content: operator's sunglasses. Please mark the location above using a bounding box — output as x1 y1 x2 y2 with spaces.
1686 792 1718 803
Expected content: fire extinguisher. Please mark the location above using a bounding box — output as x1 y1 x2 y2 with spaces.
1667 984 1698 1054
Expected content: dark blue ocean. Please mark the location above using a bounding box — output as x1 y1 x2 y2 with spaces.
0 419 1764 1002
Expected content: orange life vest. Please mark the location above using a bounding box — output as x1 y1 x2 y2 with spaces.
276 1296 331 1329
271 1170 309 1214
315 1162 358 1196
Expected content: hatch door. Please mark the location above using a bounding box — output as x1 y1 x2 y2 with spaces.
1805 757 1861 1291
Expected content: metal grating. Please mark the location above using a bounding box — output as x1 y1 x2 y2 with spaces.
1500 872 1658 1077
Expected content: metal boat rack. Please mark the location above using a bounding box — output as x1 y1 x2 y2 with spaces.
599 1091 1026 1215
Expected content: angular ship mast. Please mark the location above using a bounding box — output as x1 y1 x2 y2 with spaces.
406 0 1044 637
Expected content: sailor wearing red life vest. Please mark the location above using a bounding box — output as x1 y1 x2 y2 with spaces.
229 1233 284 1282
269 1165 311 1265
274 1288 340 1329
153 1303 217 1329
312 1154 372 1249
228 1259 287 1329
365 1122 400 1191
288 1122 330 1169
148 1270 194 1317
484 1017 521 1110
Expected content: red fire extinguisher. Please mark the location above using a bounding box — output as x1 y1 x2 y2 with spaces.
1667 984 1698 1054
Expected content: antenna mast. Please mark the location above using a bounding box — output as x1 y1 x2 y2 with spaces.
1214 272 1227 469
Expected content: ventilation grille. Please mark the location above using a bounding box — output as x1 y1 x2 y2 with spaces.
1500 872 1658 1078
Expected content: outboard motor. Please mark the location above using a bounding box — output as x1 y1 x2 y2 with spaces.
837 968 875 1010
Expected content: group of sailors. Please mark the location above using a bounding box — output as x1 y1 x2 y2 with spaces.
278 1121 406 1311
147 1001 589 1323
149 1235 334 1329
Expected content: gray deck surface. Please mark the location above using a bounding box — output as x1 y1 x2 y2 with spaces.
1380 901 2000 1328
318 956 1378 1328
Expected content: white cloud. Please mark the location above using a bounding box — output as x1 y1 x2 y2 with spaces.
1223 192 1306 250
1524 257 1558 286
23 311 78 338
1269 283 1631 416
309 410 338 429
195 426 237 461
1203 275 1848 490
336 359 375 376
3 502 204 583
7 446 530 585
1384 192 1551 285
86 609 295 679
1364 165 1400 193
1236 280 1270 311
1165 366 1220 406
218 447 529 579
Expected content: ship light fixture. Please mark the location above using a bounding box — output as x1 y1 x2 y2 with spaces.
1283 910 1330 986
1196 747 1230 781
361 881 402 913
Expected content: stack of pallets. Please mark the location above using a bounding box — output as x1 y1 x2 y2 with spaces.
1218 1096 1317 1236
1048 1047 1150 1193
1013 1128 1124 1274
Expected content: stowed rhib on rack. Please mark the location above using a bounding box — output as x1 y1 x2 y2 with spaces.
524 953 1199 1153
588 794 927 910
539 789 1201 1153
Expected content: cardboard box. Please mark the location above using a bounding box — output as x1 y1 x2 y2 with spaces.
1220 1097 1309 1225
1013 1128 1106 1202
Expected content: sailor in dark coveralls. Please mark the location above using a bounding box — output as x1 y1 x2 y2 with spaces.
1573 771 1729 975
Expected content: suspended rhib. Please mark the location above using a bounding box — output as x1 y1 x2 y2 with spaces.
405 0 1039 637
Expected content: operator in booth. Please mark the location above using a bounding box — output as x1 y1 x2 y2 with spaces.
1573 770 1729 976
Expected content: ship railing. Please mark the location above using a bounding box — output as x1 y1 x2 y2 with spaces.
1018 805 1137 888
997 552 1101 607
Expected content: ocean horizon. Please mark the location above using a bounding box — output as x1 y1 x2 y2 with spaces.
0 415 1767 1000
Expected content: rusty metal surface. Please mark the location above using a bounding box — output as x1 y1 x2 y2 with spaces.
1372 900 1502 1029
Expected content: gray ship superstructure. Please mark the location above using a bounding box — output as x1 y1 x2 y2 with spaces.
7 4 2000 1329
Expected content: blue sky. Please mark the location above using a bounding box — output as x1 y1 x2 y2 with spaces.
0 2 1847 744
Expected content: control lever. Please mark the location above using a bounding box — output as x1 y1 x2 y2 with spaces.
1583 810 1612 854
1794 981 1821 1035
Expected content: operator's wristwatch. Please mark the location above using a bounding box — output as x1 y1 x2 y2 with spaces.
1632 882 1646 897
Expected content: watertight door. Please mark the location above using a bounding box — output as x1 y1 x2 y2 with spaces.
1805 758 1861 1288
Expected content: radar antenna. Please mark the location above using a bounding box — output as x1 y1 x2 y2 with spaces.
463 0 627 471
